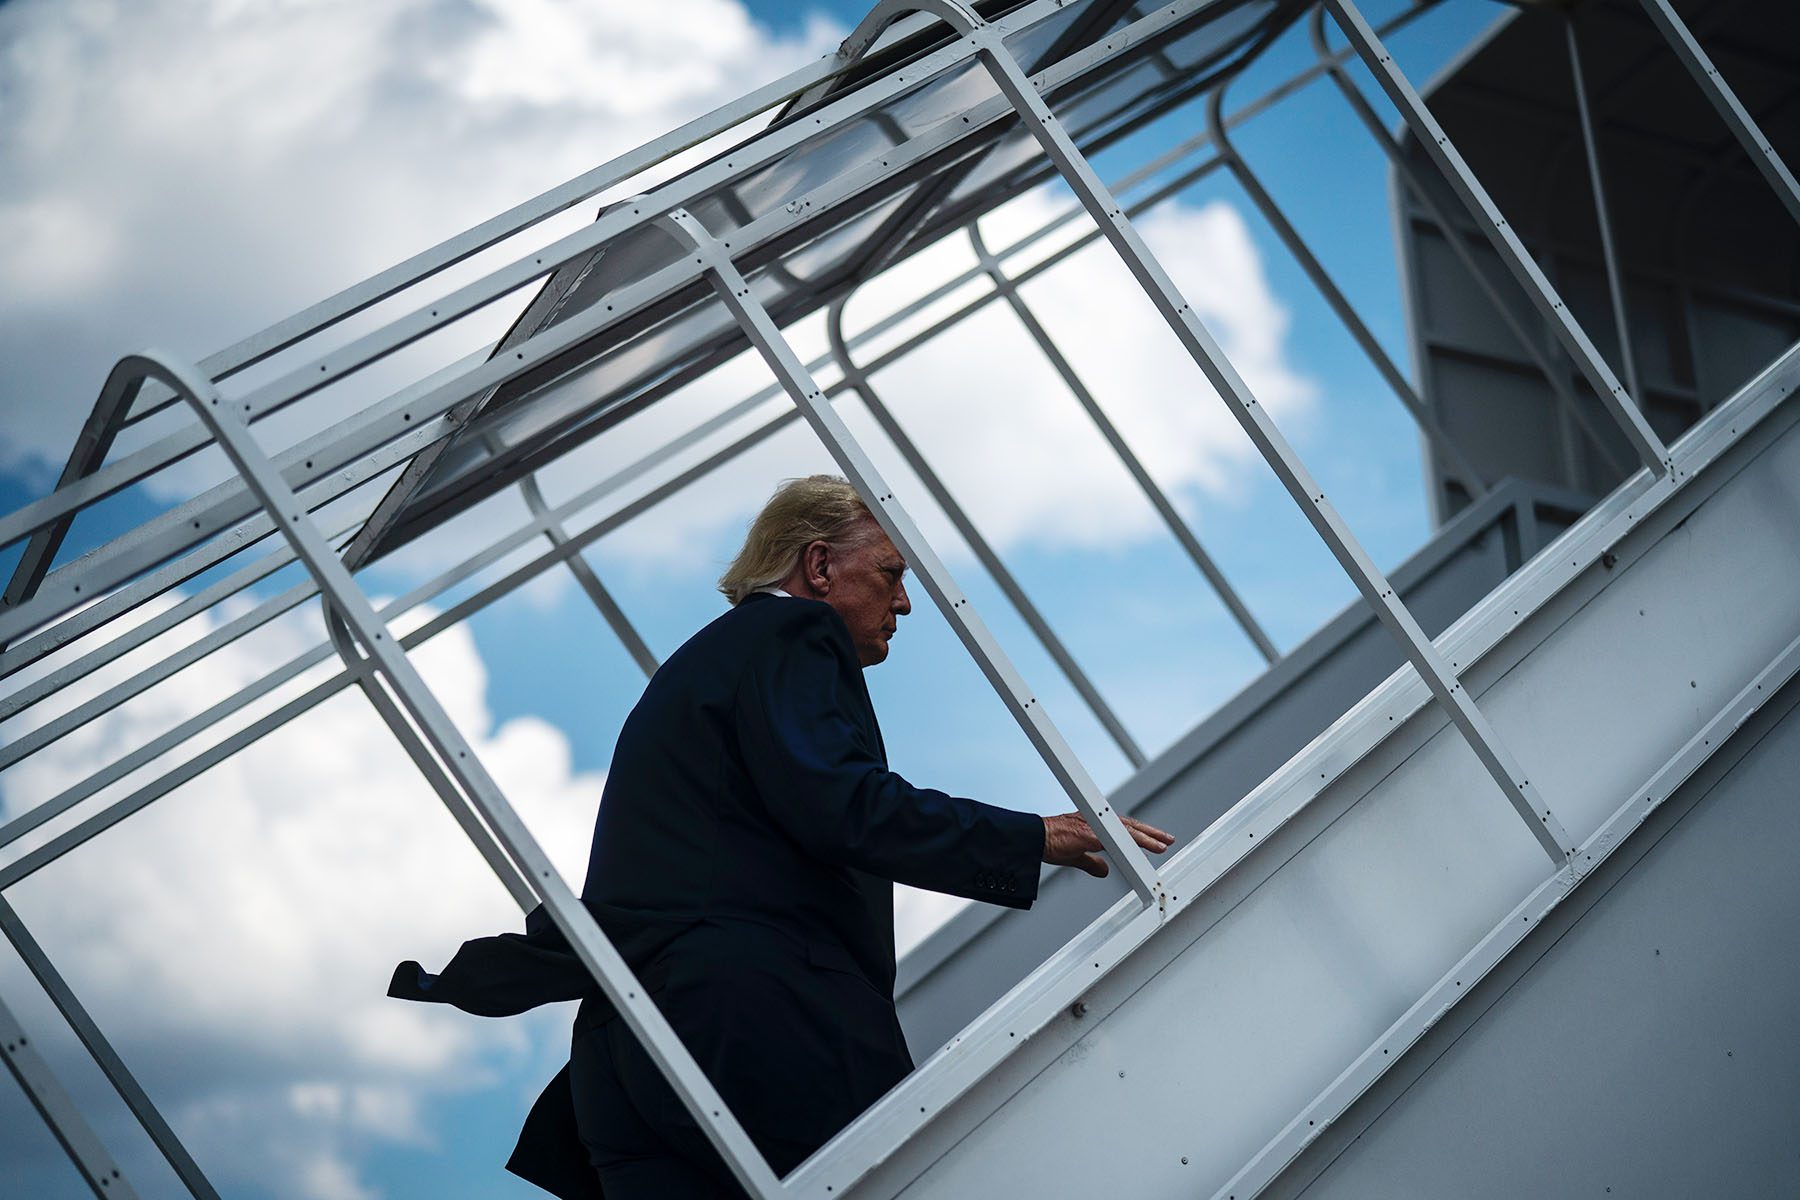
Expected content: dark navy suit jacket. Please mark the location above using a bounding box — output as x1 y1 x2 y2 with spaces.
390 593 1045 1196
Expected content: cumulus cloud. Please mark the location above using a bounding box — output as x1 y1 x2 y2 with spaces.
1 0 1315 588
0 0 840 484
852 189 1316 550
526 186 1317 586
0 586 992 1197
0 2 1326 1180
0 596 604 1199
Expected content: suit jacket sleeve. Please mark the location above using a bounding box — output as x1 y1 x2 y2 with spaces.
735 604 1043 908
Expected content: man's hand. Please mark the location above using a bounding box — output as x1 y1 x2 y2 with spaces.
1042 812 1174 878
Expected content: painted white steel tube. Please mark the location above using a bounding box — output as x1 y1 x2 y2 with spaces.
151 352 786 1199
1323 0 1671 479
664 206 1166 908
955 15 1575 865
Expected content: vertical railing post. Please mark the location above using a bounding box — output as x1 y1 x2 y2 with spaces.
0 897 221 1200
963 225 1282 664
147 353 785 1199
824 300 1149 769
1636 0 1800 225
1322 0 1672 479
0 987 141 1198
891 5 1576 865
515 472 661 679
1565 14 1644 407
1202 85 1491 498
661 211 1167 908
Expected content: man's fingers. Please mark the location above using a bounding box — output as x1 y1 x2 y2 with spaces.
1122 816 1175 849
1046 812 1173 874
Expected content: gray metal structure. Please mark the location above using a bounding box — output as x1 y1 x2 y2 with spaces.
1 0 1796 1197
1395 0 1800 518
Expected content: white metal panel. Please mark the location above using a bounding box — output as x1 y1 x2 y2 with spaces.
1289 673 1800 1199
856 384 1800 1200
890 723 1547 1198
1484 423 1800 848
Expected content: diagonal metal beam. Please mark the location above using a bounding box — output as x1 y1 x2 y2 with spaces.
1202 82 1492 499
0 988 141 1199
825 300 1148 769
939 2 1575 866
1323 0 1671 479
138 352 785 1199
515 472 660 680
965 224 1280 664
0 898 220 1200
666 204 1167 907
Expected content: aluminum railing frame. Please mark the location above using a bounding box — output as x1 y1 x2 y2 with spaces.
0 145 1236 846
14 0 1778 1194
0 0 1073 623
788 344 1800 1199
845 0 1576 864
0 402 808 886
0 0 1519 1187
1209 350 1800 1200
0 0 1238 655
4 1 1396 862
0 147 1221 881
1200 78 1492 496
154 351 789 1196
824 299 1150 769
665 201 1168 905
1306 6 1637 485
962 223 1283 664
0 9 974 618
0 989 139 1199
0 0 1436 700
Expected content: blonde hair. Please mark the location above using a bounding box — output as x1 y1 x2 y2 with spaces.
718 475 879 605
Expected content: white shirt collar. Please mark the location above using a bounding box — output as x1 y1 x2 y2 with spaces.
756 586 793 598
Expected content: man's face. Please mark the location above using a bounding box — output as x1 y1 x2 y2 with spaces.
822 523 912 667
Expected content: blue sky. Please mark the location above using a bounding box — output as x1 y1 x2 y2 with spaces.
0 1 1513 1197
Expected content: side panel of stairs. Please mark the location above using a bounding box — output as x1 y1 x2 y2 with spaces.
842 360 1800 1199
898 483 1581 1056
1275 669 1800 1199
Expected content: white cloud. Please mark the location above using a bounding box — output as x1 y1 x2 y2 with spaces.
0 0 1315 595
0 586 993 1195
523 187 1317 589
0 0 840 488
0 596 604 1199
845 189 1317 551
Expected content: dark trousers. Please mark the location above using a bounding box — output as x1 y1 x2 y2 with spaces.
568 926 913 1197
569 1018 747 1198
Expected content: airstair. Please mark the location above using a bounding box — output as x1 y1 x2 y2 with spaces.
861 345 1800 1199
2 1 1797 1197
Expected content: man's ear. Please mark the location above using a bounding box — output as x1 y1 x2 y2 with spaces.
802 539 832 595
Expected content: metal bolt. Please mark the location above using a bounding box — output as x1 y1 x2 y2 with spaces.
1070 1001 1089 1019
